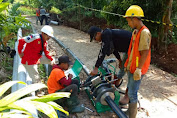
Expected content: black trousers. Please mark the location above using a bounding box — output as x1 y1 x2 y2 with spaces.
56 79 79 96
40 15 48 25
54 79 79 106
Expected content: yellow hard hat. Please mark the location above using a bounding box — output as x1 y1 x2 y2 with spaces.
124 5 144 18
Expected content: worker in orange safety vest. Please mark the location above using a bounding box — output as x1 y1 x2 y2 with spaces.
36 7 40 25
123 5 151 118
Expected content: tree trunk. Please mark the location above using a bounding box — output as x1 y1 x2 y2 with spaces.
91 0 95 17
158 0 173 52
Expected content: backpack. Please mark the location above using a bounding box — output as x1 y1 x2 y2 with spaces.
39 34 44 55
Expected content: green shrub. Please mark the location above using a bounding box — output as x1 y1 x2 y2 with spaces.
50 7 61 14
18 6 36 16
38 64 47 79
0 81 70 117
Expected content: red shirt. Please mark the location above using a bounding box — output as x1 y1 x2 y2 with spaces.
18 34 53 65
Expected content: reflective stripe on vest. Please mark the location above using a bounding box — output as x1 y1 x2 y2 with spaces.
124 25 151 75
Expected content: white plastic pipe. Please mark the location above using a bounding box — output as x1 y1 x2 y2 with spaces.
50 20 59 25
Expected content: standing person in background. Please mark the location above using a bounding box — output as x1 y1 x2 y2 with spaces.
36 7 40 25
124 5 151 118
18 25 55 84
40 6 48 25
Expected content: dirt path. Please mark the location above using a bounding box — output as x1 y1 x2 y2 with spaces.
27 16 177 118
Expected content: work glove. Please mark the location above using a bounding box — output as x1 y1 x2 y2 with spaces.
133 68 142 80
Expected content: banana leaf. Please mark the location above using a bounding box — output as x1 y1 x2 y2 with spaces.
0 110 33 118
0 83 47 107
31 92 70 102
27 101 58 118
47 101 69 116
0 81 26 97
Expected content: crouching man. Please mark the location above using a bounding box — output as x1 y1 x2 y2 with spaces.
47 55 84 113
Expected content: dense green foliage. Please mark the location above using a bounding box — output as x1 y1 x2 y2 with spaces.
0 1 30 80
0 1 29 51
104 1 176 35
21 0 177 50
18 6 35 16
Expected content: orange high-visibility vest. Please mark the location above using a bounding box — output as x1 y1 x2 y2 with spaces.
36 9 40 16
124 25 151 75
47 68 65 94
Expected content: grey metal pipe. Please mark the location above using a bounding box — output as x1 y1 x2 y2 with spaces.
12 28 27 93
52 37 90 76
30 23 37 33
11 41 18 92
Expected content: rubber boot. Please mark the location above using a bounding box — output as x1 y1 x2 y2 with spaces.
66 96 85 113
119 88 129 105
66 96 80 107
69 105 85 113
128 103 137 118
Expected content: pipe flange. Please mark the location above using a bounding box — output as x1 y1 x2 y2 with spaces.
100 92 115 105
